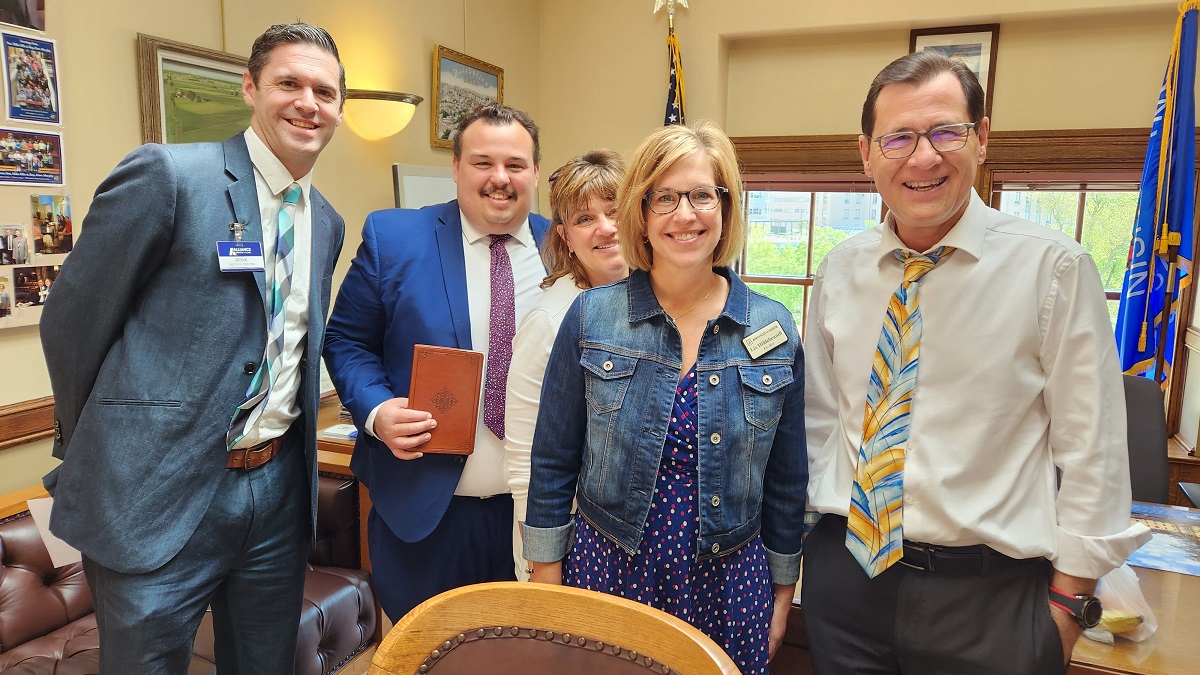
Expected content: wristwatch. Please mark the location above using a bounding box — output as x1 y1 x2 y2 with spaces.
1048 586 1103 629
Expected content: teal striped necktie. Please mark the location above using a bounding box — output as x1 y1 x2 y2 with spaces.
227 183 301 449
846 246 955 577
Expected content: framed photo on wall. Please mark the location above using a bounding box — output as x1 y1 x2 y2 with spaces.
137 34 250 145
431 45 503 149
0 1 43 32
3 31 58 124
0 126 60 185
910 24 999 120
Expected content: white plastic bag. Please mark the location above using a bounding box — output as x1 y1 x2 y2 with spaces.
1083 563 1158 643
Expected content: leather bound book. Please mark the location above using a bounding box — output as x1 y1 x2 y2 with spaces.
408 344 484 455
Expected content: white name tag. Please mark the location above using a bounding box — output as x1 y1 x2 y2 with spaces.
743 320 787 359
217 241 265 272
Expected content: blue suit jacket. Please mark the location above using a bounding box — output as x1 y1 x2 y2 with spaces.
324 200 550 543
41 135 345 573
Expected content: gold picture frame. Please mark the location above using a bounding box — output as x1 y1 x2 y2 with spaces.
430 45 503 149
137 34 250 145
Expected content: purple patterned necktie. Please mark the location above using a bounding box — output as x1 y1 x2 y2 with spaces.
484 234 515 439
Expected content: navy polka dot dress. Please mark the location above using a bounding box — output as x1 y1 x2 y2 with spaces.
565 367 773 674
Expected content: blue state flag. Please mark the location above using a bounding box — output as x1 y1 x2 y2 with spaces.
1116 2 1197 382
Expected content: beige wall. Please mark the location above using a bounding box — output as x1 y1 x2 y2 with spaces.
0 0 1191 490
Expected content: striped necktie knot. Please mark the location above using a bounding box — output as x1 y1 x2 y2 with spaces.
896 246 956 286
283 183 301 205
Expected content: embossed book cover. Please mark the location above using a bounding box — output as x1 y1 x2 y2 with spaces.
408 344 484 455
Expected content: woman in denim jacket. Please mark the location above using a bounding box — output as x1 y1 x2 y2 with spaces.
523 121 807 674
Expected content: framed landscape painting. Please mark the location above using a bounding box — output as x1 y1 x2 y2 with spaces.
137 34 250 144
431 45 502 149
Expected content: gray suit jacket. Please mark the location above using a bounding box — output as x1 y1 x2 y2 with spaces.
41 134 345 574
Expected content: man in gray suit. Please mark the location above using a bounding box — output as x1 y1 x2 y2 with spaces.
11 228 26 263
41 23 345 675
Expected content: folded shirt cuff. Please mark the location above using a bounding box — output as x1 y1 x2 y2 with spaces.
522 520 575 563
1052 522 1153 579
765 544 802 586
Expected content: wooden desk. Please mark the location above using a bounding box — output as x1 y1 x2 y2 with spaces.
1168 437 1200 506
1070 565 1199 674
315 397 372 575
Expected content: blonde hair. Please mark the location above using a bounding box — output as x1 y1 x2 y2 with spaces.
541 149 626 289
616 120 745 271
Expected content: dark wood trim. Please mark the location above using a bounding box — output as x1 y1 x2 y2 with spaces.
0 396 53 451
734 134 862 174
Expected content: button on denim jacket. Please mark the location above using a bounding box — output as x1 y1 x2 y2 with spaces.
523 268 807 585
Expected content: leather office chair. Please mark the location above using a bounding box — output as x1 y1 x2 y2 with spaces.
368 582 740 675
1123 375 1170 504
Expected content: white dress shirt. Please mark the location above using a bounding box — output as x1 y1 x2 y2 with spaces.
503 273 583 578
234 128 313 448
504 274 583 522
457 211 545 496
804 191 1150 579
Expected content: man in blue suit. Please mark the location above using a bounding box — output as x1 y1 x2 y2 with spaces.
40 23 346 675
325 104 549 620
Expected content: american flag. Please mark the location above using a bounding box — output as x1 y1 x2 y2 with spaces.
664 31 686 125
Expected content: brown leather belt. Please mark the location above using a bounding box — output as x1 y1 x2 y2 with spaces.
227 437 283 470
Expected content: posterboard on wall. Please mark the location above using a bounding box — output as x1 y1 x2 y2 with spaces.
0 192 67 329
393 163 457 209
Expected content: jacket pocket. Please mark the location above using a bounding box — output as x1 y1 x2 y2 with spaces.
95 398 183 407
738 363 793 430
580 349 636 414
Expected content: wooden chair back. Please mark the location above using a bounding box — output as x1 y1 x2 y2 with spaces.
368 582 741 675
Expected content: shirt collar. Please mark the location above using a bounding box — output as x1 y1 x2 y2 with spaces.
458 208 536 249
243 128 313 203
875 190 986 264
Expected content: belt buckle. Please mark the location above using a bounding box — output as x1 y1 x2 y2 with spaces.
898 542 936 572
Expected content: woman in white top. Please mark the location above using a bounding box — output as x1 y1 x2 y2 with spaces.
504 149 628 580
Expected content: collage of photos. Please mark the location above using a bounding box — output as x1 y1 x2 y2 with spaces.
0 193 67 328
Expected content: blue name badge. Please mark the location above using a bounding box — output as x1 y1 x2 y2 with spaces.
217 241 265 272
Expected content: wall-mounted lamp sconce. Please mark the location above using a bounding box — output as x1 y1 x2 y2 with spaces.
344 89 424 141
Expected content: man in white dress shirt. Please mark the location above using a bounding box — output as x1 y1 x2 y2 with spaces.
801 50 1149 674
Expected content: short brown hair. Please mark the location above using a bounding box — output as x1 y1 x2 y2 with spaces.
542 149 626 290
452 104 540 165
861 50 985 137
616 121 745 271
247 23 345 104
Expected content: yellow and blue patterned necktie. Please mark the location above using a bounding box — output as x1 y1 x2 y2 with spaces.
846 246 956 577
227 183 301 449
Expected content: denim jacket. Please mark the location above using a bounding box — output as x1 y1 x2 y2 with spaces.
523 268 807 585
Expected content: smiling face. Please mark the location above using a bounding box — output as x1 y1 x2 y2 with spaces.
860 71 988 251
644 153 723 275
453 120 540 234
558 197 626 287
242 43 343 179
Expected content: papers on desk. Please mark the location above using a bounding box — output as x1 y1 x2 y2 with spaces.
321 423 358 438
1126 502 1200 576
27 497 82 567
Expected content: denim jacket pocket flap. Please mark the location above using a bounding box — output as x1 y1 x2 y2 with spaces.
737 364 793 394
581 349 637 414
739 364 794 430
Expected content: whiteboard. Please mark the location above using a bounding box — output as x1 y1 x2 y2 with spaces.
392 163 456 209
